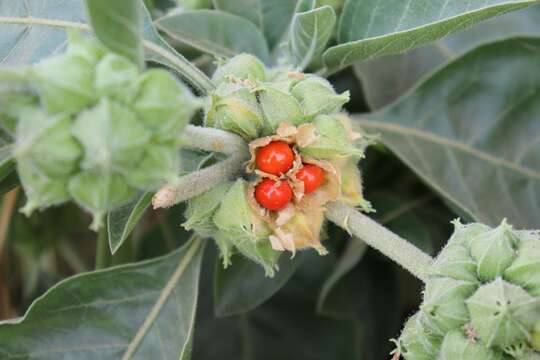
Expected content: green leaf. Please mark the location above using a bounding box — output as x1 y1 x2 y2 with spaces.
0 0 214 94
288 5 336 70
213 0 264 28
0 237 206 359
323 0 540 72
84 0 144 69
354 5 540 110
213 253 303 317
156 10 270 62
356 36 540 229
107 191 153 254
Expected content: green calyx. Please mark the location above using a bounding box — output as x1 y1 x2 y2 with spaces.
204 53 351 143
5 31 201 229
397 219 540 359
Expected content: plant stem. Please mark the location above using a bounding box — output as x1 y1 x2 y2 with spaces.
152 126 249 209
95 226 111 270
0 187 19 320
325 201 434 282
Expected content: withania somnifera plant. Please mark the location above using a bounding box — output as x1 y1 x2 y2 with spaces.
183 54 373 276
394 220 540 360
0 32 201 230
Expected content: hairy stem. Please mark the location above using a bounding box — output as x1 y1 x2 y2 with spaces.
95 226 111 270
152 126 249 209
325 201 434 282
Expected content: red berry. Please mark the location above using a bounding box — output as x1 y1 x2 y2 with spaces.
256 141 294 175
254 178 293 211
296 164 325 194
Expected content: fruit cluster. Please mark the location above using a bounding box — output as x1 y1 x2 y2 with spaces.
0 32 200 229
183 54 373 275
395 220 540 360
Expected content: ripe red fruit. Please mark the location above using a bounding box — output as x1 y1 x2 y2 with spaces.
256 141 294 175
296 164 325 194
254 179 293 211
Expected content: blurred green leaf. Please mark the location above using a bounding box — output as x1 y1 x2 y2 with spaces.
107 191 153 254
356 36 540 228
0 237 205 359
287 5 336 70
84 0 144 68
0 1 214 94
0 144 14 183
213 0 264 28
156 10 270 62
323 0 540 72
354 5 540 109
214 253 303 317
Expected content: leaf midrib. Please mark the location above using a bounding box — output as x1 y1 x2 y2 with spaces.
355 117 540 181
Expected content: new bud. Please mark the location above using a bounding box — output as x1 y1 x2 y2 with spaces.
438 330 504 360
212 53 266 86
258 85 304 135
290 76 349 118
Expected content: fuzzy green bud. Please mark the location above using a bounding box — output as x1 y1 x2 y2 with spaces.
299 114 362 160
466 278 539 348
206 85 263 140
438 330 503 360
212 53 266 86
420 278 477 335
398 313 441 360
125 144 179 189
94 53 139 102
505 231 540 297
447 220 491 247
290 77 349 118
430 242 478 283
470 220 519 281
258 85 304 135
134 69 201 143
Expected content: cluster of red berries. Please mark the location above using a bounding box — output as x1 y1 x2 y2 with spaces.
254 141 325 211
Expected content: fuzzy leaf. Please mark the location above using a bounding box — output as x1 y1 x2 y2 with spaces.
288 6 336 70
355 37 540 229
323 0 540 72
0 238 205 360
156 10 270 62
84 0 144 69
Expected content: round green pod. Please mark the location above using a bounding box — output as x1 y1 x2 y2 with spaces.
125 144 179 189
14 108 81 179
466 278 540 348
438 330 503 360
398 312 442 360
420 278 477 336
258 85 304 135
505 231 540 297
68 170 136 230
470 220 519 281
290 76 349 118
212 53 266 85
71 98 150 173
94 53 139 102
430 242 478 283
183 181 234 237
299 114 363 160
134 69 201 143
447 220 491 247
206 86 263 140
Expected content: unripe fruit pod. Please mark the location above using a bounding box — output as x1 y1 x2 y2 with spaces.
466 278 539 348
299 114 363 160
206 85 264 140
420 278 477 336
94 53 139 102
183 181 234 237
290 77 349 118
469 220 519 281
430 242 478 283
447 220 491 246
505 231 540 297
14 108 82 214
258 85 304 135
438 330 504 360
212 53 266 86
338 158 372 209
134 69 202 143
397 313 441 360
